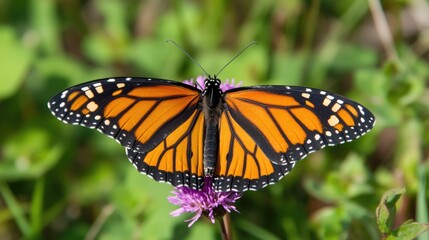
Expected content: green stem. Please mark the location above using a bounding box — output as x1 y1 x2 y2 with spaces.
0 182 31 237
30 178 45 237
302 0 320 52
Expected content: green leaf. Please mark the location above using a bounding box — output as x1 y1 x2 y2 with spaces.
0 128 63 181
188 223 216 240
270 52 306 86
83 34 117 66
396 120 423 193
30 178 45 237
197 47 268 85
237 218 282 240
127 39 183 77
311 206 344 240
0 182 31 237
388 221 429 240
30 0 61 54
0 27 32 99
332 44 378 71
376 188 405 234
304 154 372 203
416 164 428 240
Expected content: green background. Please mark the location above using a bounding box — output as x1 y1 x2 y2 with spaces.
0 0 428 239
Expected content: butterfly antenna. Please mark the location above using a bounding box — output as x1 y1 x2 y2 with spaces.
166 40 210 77
194 80 204 90
215 41 258 77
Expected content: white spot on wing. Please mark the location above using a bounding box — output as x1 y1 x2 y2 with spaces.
87 101 98 112
358 105 365 114
323 98 331 106
61 90 69 98
95 86 104 94
314 134 321 140
328 115 340 126
331 103 341 112
85 90 94 98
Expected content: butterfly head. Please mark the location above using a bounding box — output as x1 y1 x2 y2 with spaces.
203 75 222 109
203 75 221 90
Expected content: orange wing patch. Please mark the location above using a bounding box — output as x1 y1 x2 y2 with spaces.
70 95 89 111
126 109 205 189
213 111 287 191
213 111 294 191
345 104 359 117
338 108 355 126
226 90 324 153
147 110 204 173
134 96 199 145
128 85 196 98
217 111 274 179
227 90 300 107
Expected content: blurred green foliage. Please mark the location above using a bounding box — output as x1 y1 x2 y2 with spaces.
0 0 428 239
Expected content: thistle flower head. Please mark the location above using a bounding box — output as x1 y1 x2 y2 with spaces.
168 177 242 227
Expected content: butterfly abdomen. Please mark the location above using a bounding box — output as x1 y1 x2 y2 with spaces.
203 122 218 176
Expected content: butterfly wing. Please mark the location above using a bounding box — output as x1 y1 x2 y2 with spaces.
48 77 205 188
213 85 375 192
125 108 205 189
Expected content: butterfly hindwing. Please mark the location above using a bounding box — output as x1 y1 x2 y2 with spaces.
214 110 296 192
126 108 205 189
213 85 375 191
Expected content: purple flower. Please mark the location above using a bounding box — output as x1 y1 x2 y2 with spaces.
168 177 242 227
183 76 242 92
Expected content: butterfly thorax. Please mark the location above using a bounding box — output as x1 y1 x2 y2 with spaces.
202 76 223 177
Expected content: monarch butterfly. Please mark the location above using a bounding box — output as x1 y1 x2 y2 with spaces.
48 73 375 192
